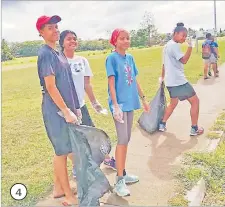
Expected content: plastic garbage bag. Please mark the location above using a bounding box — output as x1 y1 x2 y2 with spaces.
68 124 111 206
138 82 167 134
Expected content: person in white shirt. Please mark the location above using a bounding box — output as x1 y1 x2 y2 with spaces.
159 23 204 136
59 30 116 177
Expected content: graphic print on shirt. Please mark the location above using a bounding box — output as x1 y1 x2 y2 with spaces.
70 61 85 75
124 62 133 86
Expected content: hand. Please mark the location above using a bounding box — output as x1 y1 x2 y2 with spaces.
186 38 193 47
76 109 82 124
92 100 108 115
62 108 79 124
112 104 124 123
92 100 103 112
142 100 150 113
158 77 164 85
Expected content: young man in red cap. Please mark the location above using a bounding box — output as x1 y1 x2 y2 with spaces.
36 15 80 206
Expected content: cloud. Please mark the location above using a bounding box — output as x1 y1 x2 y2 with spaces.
2 1 225 42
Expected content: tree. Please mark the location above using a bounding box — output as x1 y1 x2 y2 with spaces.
140 11 158 46
188 28 196 38
1 39 14 62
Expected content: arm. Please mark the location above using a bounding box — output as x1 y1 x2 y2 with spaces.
106 56 119 107
161 64 165 79
136 79 150 112
84 76 96 103
108 76 119 107
136 80 145 100
172 41 192 65
38 50 78 123
179 46 192 64
44 75 70 115
214 47 219 57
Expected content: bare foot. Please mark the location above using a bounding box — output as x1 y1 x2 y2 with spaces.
53 186 65 198
62 195 78 206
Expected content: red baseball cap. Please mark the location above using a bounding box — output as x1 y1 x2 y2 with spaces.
36 15 61 31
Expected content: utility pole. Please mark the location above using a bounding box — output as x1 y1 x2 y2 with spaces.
214 0 217 41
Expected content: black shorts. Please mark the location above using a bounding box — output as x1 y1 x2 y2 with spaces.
167 82 196 101
80 105 95 127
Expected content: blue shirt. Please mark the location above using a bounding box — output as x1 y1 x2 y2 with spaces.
105 51 141 112
211 41 218 48
202 40 217 57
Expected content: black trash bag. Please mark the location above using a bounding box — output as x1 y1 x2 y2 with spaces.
68 124 111 206
138 82 167 134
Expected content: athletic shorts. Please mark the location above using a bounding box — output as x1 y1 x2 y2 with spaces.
204 54 217 64
167 82 196 101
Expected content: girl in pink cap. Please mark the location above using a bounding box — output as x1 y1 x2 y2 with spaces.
105 29 150 197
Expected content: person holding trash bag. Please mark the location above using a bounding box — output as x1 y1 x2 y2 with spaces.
36 15 80 206
159 22 204 136
138 82 167 134
59 30 117 175
36 16 110 206
105 28 150 197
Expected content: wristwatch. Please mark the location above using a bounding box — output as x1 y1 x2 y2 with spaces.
140 95 146 101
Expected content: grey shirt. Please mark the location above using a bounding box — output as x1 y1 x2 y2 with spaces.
163 40 188 87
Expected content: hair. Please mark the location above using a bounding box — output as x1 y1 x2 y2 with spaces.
59 30 77 50
206 33 212 39
38 25 46 37
173 22 187 34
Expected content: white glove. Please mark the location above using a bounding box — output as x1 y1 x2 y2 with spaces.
58 108 80 125
112 104 124 124
92 100 108 115
186 38 193 47
76 109 82 125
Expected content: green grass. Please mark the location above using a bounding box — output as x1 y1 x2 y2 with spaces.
207 131 222 139
209 113 225 132
2 40 225 206
168 194 189 206
175 111 225 206
210 125 225 132
2 56 38 66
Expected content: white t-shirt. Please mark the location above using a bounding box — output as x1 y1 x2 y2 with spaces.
67 56 93 107
163 40 188 87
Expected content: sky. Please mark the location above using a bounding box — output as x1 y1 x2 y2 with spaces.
2 1 225 42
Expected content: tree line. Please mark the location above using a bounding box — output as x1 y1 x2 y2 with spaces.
2 11 225 62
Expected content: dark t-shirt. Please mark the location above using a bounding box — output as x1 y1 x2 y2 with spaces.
37 44 80 114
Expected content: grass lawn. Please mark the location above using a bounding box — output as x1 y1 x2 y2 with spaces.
169 111 225 206
2 39 225 206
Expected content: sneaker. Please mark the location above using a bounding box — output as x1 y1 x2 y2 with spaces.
208 71 212 76
72 167 76 179
104 157 117 171
123 174 139 184
113 179 130 197
190 126 204 136
159 122 166 132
